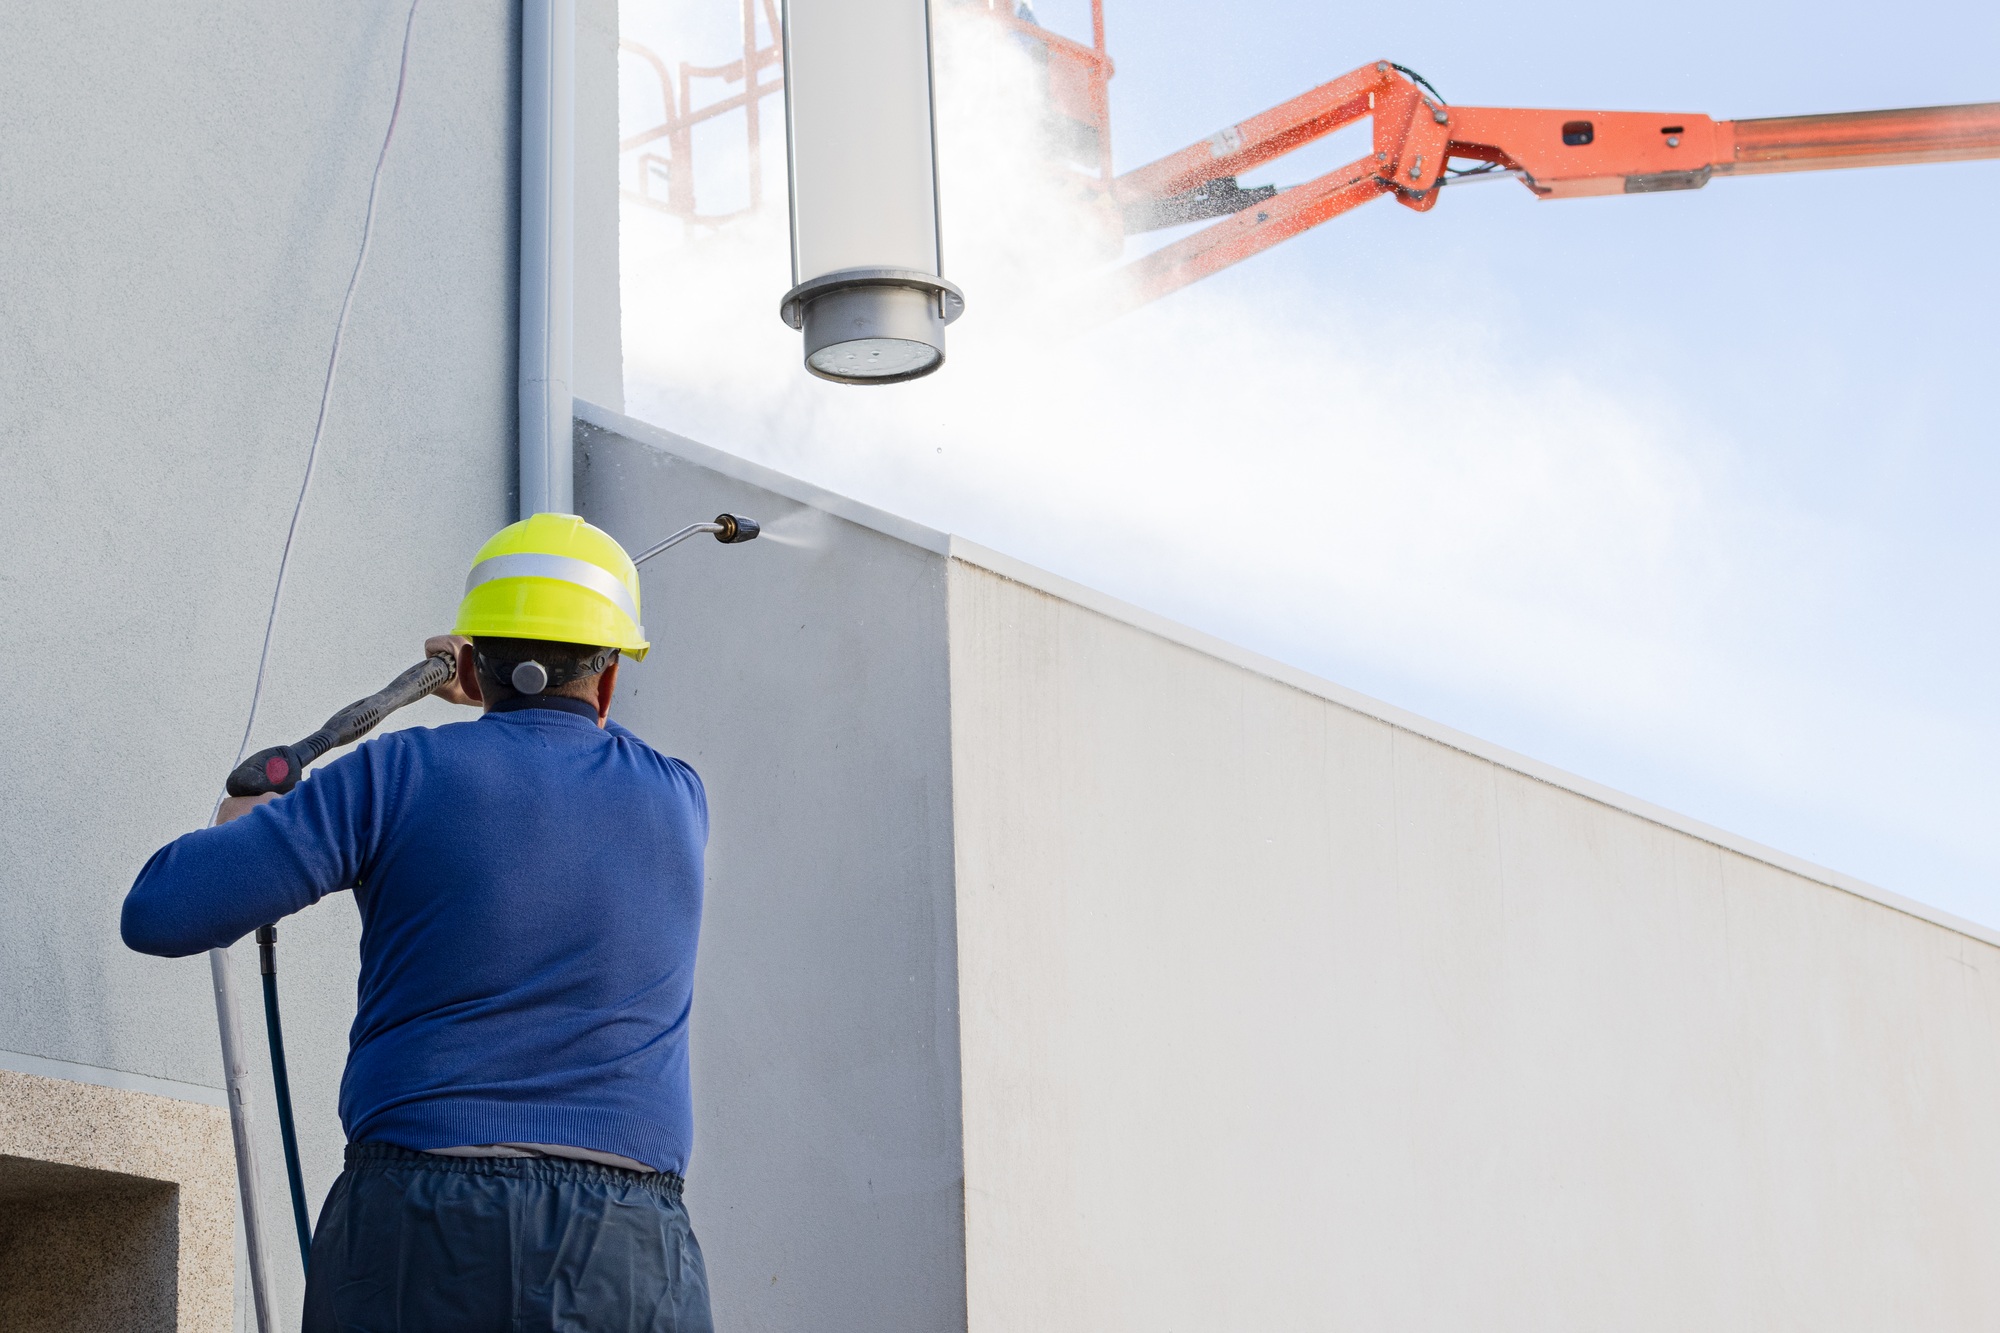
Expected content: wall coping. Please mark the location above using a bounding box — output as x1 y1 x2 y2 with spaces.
0 1048 226 1108
576 400 2000 953
576 401 950 556
0 1067 235 1332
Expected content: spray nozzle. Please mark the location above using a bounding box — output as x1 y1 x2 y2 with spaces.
633 513 762 565
713 513 759 544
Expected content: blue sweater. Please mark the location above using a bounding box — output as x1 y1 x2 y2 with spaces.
122 697 708 1175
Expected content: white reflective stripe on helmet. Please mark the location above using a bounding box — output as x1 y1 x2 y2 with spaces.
462 552 642 626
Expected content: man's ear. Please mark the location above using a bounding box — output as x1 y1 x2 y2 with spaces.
456 641 485 704
593 657 620 725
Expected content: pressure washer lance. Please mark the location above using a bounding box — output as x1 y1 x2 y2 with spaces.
222 514 760 803
226 513 758 1275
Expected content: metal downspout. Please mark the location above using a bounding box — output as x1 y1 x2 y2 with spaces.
212 949 278 1333
521 0 576 517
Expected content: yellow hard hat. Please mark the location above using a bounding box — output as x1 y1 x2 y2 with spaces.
452 513 650 660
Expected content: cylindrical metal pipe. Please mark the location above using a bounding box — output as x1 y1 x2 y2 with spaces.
783 269 961 384
520 0 577 515
211 946 277 1333
778 0 962 383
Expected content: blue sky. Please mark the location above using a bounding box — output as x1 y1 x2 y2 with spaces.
620 0 2000 925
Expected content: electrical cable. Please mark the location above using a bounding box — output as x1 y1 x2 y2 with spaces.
224 0 424 783
209 0 425 1304
1387 65 1486 188
1390 63 1446 106
1443 163 1515 181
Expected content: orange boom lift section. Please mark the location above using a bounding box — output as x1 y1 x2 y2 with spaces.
619 0 2000 314
1111 60 2000 312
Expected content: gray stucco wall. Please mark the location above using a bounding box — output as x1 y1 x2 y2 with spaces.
577 408 969 1333
0 1 524 1325
946 554 2000 1332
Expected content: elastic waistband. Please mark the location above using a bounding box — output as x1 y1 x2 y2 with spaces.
345 1141 685 1199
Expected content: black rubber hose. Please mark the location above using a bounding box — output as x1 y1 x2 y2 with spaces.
226 656 459 1274
258 925 313 1275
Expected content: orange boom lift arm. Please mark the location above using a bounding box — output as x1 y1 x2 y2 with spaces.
1108 61 2000 312
617 7 2000 316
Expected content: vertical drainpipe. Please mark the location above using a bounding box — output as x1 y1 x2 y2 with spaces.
520 0 576 517
212 950 277 1332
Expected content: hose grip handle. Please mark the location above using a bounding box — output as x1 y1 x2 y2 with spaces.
222 652 457 798
226 746 306 797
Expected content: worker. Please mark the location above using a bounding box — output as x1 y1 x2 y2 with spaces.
121 514 713 1332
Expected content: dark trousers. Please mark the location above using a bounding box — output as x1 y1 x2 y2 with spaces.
303 1142 713 1332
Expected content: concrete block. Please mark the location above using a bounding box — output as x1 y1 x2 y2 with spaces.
0 1070 233 1333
